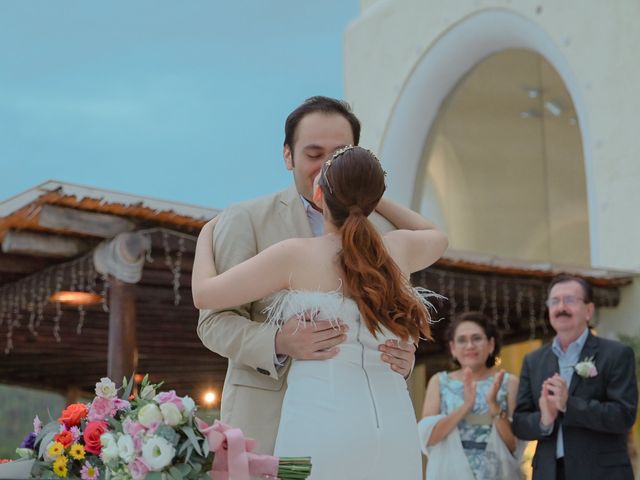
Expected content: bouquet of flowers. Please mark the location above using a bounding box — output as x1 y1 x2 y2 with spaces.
14 375 311 480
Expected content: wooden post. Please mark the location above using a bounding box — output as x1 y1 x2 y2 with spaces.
107 278 138 388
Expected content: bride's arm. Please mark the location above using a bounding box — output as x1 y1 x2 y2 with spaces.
375 197 438 231
377 197 448 272
191 217 220 287
191 217 295 310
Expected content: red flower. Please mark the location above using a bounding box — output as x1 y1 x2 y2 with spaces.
54 430 74 448
58 403 88 428
83 421 108 455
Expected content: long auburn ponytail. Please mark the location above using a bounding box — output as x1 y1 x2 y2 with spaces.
319 146 432 341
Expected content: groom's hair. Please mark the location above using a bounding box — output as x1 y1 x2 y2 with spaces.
547 274 593 304
284 96 361 151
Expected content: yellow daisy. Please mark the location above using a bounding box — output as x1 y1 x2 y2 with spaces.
47 441 65 459
68 443 85 460
53 455 68 477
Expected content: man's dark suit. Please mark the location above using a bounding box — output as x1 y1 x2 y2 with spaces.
513 331 637 480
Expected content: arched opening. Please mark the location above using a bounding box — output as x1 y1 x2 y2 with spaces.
380 8 598 263
417 49 590 265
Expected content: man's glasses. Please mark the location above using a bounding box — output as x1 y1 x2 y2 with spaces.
545 295 586 308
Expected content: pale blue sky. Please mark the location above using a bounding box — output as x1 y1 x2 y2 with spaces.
0 1 360 209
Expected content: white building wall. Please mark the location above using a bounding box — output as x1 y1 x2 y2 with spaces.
344 0 640 335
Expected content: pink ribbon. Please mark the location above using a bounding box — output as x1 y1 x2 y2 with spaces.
196 418 279 480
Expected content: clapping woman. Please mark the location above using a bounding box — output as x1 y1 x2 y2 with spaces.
419 312 524 479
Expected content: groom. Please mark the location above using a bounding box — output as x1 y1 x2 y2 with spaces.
196 96 416 455
512 275 638 480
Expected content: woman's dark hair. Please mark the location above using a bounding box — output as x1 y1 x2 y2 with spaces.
284 96 361 151
445 311 500 368
318 146 432 341
547 274 593 304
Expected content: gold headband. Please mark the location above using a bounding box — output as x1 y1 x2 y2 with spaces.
321 145 387 194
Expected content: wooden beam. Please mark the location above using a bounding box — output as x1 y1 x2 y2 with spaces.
39 204 136 238
1 230 91 258
107 278 138 385
0 253 55 274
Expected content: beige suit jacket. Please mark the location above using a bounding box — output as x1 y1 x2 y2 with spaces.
197 184 394 455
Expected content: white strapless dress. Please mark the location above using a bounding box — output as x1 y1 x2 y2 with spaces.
266 290 423 480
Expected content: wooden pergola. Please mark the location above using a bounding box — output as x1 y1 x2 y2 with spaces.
0 181 634 403
0 181 222 402
414 248 634 358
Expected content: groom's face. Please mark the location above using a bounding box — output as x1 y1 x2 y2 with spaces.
283 112 354 202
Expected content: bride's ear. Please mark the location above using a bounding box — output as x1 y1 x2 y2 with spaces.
313 185 323 206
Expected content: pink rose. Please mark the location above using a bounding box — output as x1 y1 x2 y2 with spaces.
123 418 146 438
88 397 116 422
154 391 184 411
128 457 150 480
113 398 131 412
145 421 161 435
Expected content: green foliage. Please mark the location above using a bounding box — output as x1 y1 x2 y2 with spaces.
618 332 640 383
0 384 64 459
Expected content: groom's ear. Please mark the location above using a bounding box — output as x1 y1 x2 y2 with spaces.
284 145 294 171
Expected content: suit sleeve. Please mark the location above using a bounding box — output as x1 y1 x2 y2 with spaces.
561 345 638 434
512 354 552 440
196 204 284 380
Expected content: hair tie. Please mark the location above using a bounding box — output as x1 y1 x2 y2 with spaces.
348 205 363 216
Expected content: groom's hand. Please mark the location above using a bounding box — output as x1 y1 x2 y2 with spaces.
379 340 416 377
275 315 348 360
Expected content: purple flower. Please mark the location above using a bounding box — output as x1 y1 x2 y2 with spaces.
33 415 43 434
19 432 36 449
69 426 81 442
80 461 100 480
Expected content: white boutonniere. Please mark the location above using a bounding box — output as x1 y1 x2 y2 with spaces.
574 356 598 378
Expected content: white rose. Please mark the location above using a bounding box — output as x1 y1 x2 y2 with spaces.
181 396 196 416
100 433 120 462
140 385 156 400
95 377 118 399
141 436 176 471
117 434 135 463
160 402 182 426
138 403 163 427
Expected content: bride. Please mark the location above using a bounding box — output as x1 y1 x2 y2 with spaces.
192 145 448 479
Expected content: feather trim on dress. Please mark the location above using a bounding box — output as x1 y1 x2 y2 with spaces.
412 286 446 324
262 289 348 332
262 285 445 332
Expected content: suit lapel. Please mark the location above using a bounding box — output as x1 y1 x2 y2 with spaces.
540 344 560 382
569 331 598 395
277 184 313 239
